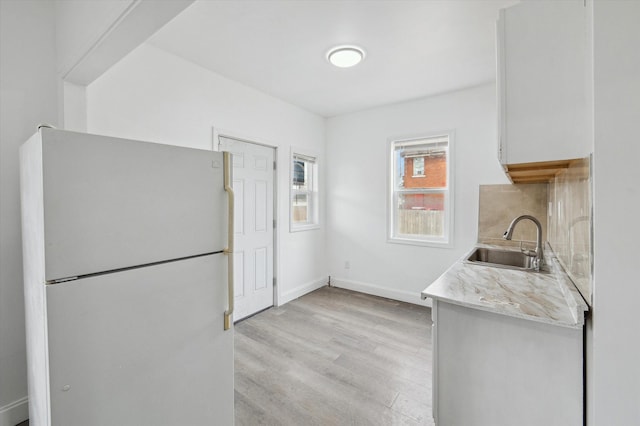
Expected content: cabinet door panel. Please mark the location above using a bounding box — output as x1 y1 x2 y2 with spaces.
498 1 589 165
435 302 582 426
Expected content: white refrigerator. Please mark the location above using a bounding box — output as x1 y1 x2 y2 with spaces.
20 128 235 426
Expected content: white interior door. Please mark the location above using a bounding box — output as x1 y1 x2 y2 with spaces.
218 136 275 321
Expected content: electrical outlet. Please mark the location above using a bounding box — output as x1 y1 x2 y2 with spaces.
345 261 350 269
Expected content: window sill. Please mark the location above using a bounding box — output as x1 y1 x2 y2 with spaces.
387 236 453 248
290 223 321 233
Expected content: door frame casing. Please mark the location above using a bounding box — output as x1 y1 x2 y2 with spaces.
212 126 280 309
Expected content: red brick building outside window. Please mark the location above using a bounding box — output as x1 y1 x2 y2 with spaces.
401 154 446 211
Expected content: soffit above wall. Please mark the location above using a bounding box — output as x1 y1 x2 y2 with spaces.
58 0 194 85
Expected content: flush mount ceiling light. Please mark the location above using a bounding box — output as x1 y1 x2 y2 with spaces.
327 46 365 68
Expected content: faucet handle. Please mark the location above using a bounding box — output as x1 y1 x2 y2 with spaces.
521 248 537 257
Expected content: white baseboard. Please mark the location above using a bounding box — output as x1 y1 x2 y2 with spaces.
0 396 28 426
279 276 328 305
330 277 432 308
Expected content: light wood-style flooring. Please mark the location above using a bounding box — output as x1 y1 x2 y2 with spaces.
16 286 433 426
235 286 434 426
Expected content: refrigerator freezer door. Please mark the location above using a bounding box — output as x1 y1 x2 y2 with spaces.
45 254 233 426
41 128 227 281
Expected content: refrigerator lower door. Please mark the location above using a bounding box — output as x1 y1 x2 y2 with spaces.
45 254 233 426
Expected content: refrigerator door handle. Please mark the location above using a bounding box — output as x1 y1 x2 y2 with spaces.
223 151 235 330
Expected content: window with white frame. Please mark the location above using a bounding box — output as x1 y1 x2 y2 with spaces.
290 150 319 231
389 133 453 246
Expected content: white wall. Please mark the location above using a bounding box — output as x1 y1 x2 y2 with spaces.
63 81 87 132
326 84 508 304
590 1 640 424
0 1 59 425
86 43 328 304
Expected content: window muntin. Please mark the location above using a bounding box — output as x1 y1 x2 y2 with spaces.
389 134 452 245
290 151 319 231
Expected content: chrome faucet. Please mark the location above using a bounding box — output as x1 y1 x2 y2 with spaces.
503 215 544 271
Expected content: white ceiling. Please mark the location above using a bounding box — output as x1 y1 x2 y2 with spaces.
147 0 517 118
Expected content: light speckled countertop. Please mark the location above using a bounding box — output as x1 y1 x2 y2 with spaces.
421 244 589 329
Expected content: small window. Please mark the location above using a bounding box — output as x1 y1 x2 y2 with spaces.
290 149 319 231
389 133 453 246
413 157 425 176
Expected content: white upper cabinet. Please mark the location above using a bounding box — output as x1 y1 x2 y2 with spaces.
497 0 590 165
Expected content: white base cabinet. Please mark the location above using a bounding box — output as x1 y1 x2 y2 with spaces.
431 300 583 426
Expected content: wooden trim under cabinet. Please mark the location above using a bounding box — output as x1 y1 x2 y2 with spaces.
504 158 586 184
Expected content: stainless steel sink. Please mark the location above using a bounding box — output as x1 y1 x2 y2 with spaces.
464 247 540 271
